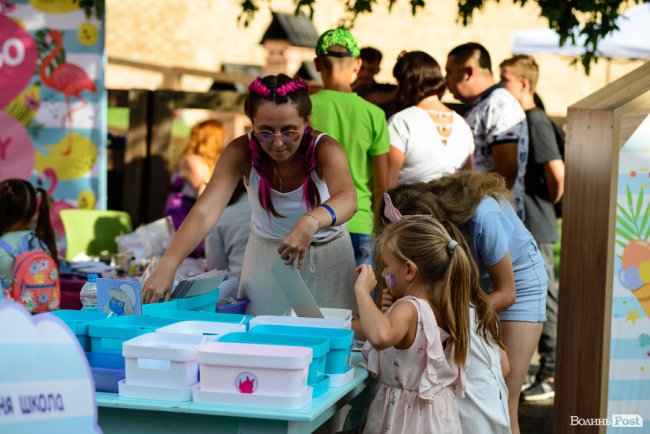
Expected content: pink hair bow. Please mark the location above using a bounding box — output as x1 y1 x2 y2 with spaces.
383 193 403 223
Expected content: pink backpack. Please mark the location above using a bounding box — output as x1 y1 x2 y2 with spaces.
0 234 60 313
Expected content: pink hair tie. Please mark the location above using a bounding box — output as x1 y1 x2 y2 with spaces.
383 193 403 223
276 78 308 97
248 77 271 97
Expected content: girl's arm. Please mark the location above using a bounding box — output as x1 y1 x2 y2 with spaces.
280 135 358 271
387 146 404 189
142 137 249 304
354 264 417 351
485 252 517 312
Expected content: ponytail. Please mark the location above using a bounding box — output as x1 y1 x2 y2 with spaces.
34 188 59 266
439 221 471 366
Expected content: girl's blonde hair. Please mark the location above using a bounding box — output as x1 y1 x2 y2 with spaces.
377 216 471 366
182 119 225 173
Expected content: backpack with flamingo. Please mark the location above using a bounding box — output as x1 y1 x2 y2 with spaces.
0 233 60 313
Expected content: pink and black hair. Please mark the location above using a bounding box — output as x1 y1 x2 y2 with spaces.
244 74 320 218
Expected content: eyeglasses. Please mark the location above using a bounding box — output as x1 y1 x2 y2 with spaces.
254 129 302 145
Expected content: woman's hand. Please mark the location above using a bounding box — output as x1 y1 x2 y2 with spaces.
141 262 175 304
278 214 320 272
354 264 377 295
380 287 395 313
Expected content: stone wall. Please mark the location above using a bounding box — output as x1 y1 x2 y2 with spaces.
106 0 646 117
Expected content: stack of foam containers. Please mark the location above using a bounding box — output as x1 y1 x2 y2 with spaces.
217 332 331 396
249 322 355 387
118 332 206 401
49 310 109 351
88 316 182 355
193 342 313 409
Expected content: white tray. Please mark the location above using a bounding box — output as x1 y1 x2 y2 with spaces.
328 366 355 387
249 314 350 330
118 379 194 402
156 320 246 337
192 384 312 410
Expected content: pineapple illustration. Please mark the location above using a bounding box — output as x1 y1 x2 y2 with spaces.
617 185 650 318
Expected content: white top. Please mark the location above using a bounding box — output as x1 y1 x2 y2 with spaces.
457 308 511 434
388 106 474 184
246 134 343 241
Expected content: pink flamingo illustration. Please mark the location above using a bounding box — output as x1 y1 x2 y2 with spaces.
38 167 74 243
39 29 96 156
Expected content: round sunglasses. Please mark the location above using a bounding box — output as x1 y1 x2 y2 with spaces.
254 129 302 145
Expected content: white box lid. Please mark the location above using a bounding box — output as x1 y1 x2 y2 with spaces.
123 332 204 361
198 342 312 369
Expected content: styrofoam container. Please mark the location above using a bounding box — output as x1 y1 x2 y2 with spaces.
285 308 352 329
156 320 246 338
198 342 312 398
50 310 109 351
122 332 204 389
250 324 354 375
328 366 355 387
249 315 350 331
217 332 330 396
118 380 192 402
153 310 252 329
192 384 312 409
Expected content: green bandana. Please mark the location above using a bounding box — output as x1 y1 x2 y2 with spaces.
315 28 360 58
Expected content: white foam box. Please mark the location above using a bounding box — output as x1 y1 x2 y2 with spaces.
122 332 204 389
197 342 312 398
156 320 246 338
251 309 352 330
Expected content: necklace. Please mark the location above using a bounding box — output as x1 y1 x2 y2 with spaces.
272 166 283 192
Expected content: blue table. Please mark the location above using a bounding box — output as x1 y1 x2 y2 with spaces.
96 354 368 434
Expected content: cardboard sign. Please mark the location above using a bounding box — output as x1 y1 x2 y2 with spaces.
97 278 142 316
0 301 101 433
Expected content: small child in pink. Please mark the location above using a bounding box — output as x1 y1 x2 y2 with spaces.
354 216 472 434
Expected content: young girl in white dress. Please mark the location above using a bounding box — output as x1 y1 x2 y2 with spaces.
354 216 472 434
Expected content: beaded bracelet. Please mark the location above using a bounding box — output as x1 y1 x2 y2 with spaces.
320 203 336 226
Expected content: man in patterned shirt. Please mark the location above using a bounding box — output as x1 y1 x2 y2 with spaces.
445 42 529 219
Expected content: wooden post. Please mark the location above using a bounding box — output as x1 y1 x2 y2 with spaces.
554 62 650 434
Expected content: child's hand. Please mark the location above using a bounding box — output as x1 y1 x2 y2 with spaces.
354 264 376 294
380 287 395 313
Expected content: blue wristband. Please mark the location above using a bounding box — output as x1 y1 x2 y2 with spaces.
320 203 336 226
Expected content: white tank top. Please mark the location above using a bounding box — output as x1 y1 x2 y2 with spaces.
246 134 343 241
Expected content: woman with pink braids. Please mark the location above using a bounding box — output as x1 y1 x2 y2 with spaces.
142 74 358 315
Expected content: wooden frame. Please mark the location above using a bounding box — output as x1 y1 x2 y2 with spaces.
555 61 650 433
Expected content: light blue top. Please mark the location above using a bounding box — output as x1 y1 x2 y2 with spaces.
462 197 541 293
0 230 40 296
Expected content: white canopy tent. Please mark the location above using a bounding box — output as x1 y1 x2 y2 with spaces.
512 3 650 59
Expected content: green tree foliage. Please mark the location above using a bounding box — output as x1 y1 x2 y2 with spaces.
238 0 649 73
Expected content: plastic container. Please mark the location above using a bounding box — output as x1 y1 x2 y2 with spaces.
249 315 350 331
216 298 250 314
122 332 205 389
80 273 99 310
217 332 330 396
156 321 246 338
49 309 109 351
194 342 312 409
250 324 354 375
88 315 181 355
153 310 252 329
142 299 178 315
85 352 125 392
175 290 220 312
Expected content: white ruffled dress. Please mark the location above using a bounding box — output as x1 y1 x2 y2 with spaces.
362 296 464 434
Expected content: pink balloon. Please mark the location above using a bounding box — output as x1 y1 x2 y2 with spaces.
0 111 35 181
0 15 38 109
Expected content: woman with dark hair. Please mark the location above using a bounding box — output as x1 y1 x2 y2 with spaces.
142 74 358 316
388 51 474 186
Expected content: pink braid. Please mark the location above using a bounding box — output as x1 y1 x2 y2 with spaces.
248 77 271 97
299 127 321 210
248 134 281 218
276 77 308 97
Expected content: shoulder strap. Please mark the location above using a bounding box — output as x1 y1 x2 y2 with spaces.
0 239 18 258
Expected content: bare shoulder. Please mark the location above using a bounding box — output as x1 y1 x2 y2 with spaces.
219 135 251 175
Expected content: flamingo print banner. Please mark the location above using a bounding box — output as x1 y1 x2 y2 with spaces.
0 0 105 253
